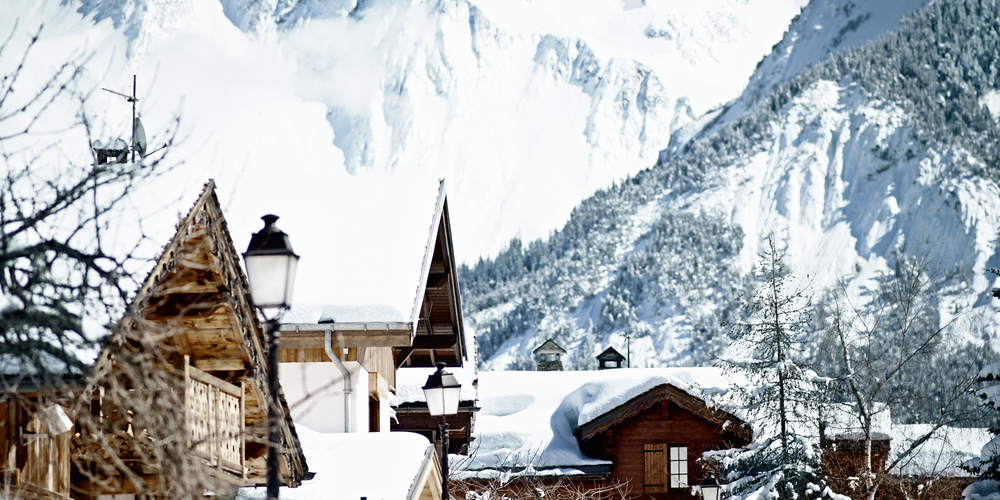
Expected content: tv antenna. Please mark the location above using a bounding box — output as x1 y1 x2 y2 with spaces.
102 75 147 163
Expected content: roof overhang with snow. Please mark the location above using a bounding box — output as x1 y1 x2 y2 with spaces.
579 382 750 441
277 177 468 367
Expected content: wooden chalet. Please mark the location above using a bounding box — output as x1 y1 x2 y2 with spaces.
1 181 309 499
269 178 475 453
446 369 750 500
817 408 988 500
578 384 751 499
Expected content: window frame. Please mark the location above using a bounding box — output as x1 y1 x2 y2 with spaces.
644 442 690 494
668 444 689 490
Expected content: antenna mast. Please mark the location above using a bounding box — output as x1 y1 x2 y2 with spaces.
131 75 136 163
101 75 139 163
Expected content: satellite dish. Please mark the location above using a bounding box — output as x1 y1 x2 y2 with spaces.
133 117 147 158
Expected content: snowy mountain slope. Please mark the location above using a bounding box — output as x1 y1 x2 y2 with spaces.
740 0 927 108
668 0 928 154
33 0 809 261
247 0 811 259
463 0 1000 375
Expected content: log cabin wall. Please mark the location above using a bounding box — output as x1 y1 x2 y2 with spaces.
577 385 750 500
105 181 307 489
819 437 890 499
362 347 395 393
0 398 73 498
2 182 309 499
590 402 735 499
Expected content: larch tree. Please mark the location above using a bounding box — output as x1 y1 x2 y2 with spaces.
712 234 841 500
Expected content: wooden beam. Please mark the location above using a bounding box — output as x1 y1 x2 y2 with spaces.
394 347 415 368
194 358 245 372
188 363 243 397
279 323 413 348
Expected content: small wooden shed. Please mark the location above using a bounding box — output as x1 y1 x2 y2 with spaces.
596 346 627 370
578 384 751 499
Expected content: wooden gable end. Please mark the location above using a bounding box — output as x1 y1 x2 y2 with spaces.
122 180 307 488
579 384 750 443
578 384 750 499
397 199 467 368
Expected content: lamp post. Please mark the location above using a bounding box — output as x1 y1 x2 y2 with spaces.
243 215 299 500
701 472 722 500
422 362 461 500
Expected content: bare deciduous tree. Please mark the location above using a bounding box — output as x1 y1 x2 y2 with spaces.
0 21 178 380
0 21 246 500
817 253 989 500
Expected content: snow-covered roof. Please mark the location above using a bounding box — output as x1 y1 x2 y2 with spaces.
396 366 480 404
262 176 445 325
241 427 435 500
820 402 892 441
532 338 567 355
432 368 737 475
890 424 991 477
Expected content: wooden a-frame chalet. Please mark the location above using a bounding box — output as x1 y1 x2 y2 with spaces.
1 181 309 499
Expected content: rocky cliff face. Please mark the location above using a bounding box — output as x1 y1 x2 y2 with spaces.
462 0 1000 375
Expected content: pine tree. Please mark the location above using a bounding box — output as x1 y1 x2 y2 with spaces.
713 234 840 500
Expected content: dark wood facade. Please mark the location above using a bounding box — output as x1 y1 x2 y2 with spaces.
396 197 467 369
578 384 751 500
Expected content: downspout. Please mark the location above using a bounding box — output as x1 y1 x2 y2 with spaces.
324 329 353 433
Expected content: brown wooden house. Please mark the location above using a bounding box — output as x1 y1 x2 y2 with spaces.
578 384 751 499
1 181 309 499
432 369 749 499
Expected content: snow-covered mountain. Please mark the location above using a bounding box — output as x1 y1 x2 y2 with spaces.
463 0 1000 385
2 0 807 261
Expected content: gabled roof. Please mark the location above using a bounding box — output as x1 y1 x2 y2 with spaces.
579 383 750 441
120 180 308 486
435 368 744 475
596 346 625 362
275 177 467 367
278 177 444 325
532 338 567 355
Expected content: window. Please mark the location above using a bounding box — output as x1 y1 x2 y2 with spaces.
669 445 688 488
644 443 688 494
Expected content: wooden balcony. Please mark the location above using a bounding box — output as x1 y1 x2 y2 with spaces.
184 360 245 479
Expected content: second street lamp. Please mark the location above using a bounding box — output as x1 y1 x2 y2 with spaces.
423 362 461 500
701 472 722 500
243 214 299 500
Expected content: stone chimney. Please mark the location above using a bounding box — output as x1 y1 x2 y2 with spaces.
532 338 566 371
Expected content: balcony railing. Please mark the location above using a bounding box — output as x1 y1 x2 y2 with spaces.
184 360 244 477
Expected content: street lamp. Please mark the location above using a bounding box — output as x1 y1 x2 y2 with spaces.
243 214 299 500
422 362 461 500
701 472 722 500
